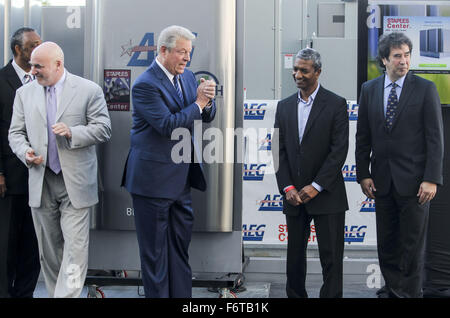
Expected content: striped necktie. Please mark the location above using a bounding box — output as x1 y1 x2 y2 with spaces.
173 75 184 105
385 82 398 129
23 74 32 84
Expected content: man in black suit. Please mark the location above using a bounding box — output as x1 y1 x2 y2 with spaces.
356 32 444 298
0 27 41 298
273 48 349 298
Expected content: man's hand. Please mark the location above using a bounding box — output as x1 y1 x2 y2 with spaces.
360 178 376 199
196 78 216 108
417 181 437 205
25 148 44 166
286 188 303 206
0 175 6 198
298 185 319 204
52 122 72 139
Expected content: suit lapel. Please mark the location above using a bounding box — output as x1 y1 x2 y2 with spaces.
56 72 77 121
375 75 385 127
34 83 47 122
152 61 184 110
390 72 415 131
5 62 22 91
179 73 190 107
284 93 300 147
302 86 326 142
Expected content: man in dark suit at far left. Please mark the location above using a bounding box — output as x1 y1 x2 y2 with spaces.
0 27 42 298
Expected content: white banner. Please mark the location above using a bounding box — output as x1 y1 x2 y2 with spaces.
242 100 377 246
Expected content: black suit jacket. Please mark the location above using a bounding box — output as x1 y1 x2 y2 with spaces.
355 72 444 197
0 61 28 194
273 86 349 216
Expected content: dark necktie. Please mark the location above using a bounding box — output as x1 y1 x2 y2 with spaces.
23 74 32 84
173 75 184 105
385 82 398 129
46 86 61 174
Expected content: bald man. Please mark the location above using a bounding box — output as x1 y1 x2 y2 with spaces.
8 42 111 298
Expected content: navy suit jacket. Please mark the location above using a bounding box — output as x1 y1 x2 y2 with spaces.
122 60 216 200
356 72 444 196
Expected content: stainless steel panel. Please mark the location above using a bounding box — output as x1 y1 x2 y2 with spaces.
96 0 236 233
41 6 85 77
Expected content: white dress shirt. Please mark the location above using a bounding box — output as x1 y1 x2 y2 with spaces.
12 58 33 85
155 57 207 114
283 83 323 194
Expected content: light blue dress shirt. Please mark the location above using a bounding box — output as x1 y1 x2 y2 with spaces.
283 84 323 193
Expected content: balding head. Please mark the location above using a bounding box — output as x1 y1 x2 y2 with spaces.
30 41 65 87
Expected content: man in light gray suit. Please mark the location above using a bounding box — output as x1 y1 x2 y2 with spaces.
8 42 111 298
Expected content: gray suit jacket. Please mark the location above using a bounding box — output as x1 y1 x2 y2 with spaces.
8 71 111 209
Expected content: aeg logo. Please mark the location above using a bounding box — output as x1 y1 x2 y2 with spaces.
243 164 267 181
242 224 266 241
347 102 359 121
244 103 267 120
360 197 376 212
258 194 283 212
342 164 357 182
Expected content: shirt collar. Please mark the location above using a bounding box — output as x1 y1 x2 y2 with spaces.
384 73 406 89
298 83 320 105
156 57 176 83
12 58 33 83
47 69 67 92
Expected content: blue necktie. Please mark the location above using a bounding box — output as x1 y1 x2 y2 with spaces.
46 86 61 174
173 75 184 105
385 83 398 129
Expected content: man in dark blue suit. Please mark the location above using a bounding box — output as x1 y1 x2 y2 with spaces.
122 25 216 298
356 33 443 298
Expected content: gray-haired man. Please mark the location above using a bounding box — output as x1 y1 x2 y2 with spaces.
121 25 216 298
273 48 349 298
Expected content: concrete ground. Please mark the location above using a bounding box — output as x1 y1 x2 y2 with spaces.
32 245 381 298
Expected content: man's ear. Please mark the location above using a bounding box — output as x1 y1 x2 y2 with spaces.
14 44 22 57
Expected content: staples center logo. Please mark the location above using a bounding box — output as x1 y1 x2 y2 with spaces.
258 194 283 212
244 164 267 181
242 224 266 241
244 103 267 120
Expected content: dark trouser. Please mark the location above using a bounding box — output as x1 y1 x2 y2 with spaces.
286 207 345 298
132 186 193 298
375 183 429 298
0 194 40 298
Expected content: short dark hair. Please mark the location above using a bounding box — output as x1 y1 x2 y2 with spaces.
10 27 36 56
377 32 413 69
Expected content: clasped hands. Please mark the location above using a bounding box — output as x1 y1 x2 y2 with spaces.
196 78 216 109
286 185 319 206
25 122 72 166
